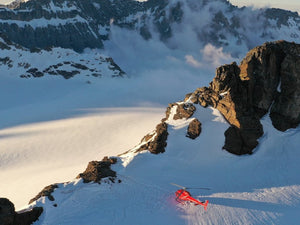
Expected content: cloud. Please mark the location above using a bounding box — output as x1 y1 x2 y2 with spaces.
201 44 236 68
185 44 237 70
185 55 203 68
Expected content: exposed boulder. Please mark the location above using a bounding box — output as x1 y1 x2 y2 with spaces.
0 198 43 225
223 121 263 155
186 119 202 139
77 157 117 183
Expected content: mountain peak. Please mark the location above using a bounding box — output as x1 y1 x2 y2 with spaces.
0 0 298 52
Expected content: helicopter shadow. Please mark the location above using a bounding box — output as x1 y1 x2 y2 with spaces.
204 196 287 213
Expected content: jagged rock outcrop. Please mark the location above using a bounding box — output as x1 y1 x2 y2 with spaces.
0 198 43 225
134 101 200 154
77 157 117 183
165 103 196 120
188 40 300 155
135 122 169 154
29 184 58 204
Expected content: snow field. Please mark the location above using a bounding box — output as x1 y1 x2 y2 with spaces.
26 102 300 225
0 76 166 209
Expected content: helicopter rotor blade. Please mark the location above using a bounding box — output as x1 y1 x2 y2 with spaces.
170 183 186 189
171 183 211 190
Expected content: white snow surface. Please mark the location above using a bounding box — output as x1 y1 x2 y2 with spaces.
0 21 300 225
26 104 300 225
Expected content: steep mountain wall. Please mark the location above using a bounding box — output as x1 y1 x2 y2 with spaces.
0 0 299 52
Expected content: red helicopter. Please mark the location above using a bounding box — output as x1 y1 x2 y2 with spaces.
172 183 209 210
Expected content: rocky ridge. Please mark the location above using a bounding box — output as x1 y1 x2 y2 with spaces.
0 34 125 79
0 0 299 52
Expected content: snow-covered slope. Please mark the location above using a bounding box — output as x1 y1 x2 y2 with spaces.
0 35 125 80
0 72 167 210
24 103 300 225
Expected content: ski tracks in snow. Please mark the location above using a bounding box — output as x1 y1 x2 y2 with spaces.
181 185 300 225
34 176 185 225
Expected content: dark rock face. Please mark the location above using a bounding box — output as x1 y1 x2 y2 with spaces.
29 184 58 204
14 207 43 225
77 157 117 183
0 198 15 225
0 0 176 52
223 121 263 155
186 119 202 139
240 41 300 132
0 198 43 225
0 0 299 52
191 40 300 155
269 46 300 131
136 122 169 154
0 0 105 52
